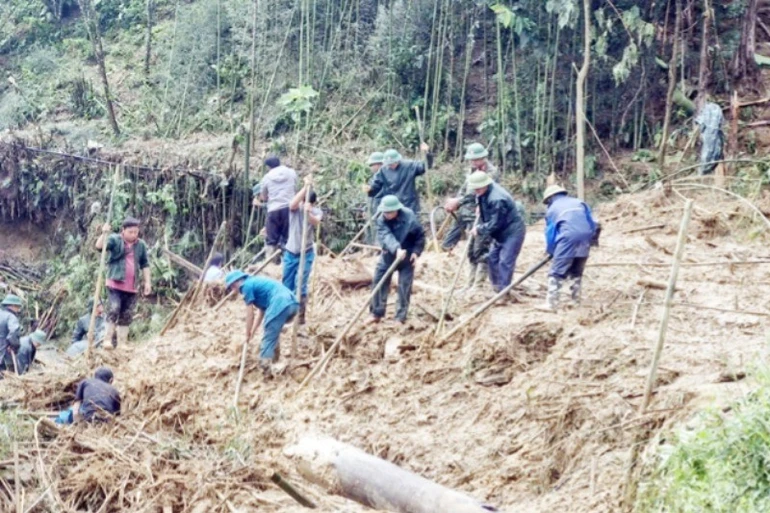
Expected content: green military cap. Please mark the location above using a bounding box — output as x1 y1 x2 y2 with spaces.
30 330 47 344
378 195 403 213
1 294 23 307
464 142 488 160
367 151 385 165
383 149 402 166
467 170 493 189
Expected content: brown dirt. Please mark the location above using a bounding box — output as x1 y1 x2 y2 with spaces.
3 187 770 512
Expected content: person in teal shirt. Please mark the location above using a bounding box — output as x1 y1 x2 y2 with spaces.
226 271 299 376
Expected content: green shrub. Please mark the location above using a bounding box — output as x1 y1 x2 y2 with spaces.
636 370 770 513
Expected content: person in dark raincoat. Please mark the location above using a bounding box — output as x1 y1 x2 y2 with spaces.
0 294 22 373
541 185 598 311
366 144 432 215
367 195 426 324
468 172 526 293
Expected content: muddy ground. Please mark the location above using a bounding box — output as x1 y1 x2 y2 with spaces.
2 187 769 512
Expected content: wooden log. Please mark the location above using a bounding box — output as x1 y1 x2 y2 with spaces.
337 273 373 289
286 435 499 513
622 224 666 234
636 279 679 291
641 199 693 413
161 248 203 277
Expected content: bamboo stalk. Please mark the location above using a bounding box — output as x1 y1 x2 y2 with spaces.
434 239 470 338
291 178 314 361
339 214 379 258
439 256 552 345
641 199 693 413
270 472 317 508
87 165 120 363
297 254 404 392
188 221 227 309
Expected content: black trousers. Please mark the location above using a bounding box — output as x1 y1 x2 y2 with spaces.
107 287 138 326
266 207 290 247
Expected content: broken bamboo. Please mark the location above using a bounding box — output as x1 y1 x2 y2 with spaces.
296 254 404 392
87 164 120 363
641 199 693 413
291 178 314 362
270 472 317 509
435 236 472 338
339 213 380 258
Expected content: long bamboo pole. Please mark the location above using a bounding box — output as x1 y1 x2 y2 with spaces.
297 254 404 392
339 213 380 258
188 221 227 308
438 255 552 345
640 200 693 412
291 178 314 361
86 165 120 363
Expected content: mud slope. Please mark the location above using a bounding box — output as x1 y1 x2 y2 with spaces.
4 188 769 512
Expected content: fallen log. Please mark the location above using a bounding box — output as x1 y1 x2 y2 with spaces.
636 279 679 291
337 273 373 289
286 435 499 513
161 248 203 277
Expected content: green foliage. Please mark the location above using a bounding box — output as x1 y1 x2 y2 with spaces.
277 85 319 126
637 370 770 513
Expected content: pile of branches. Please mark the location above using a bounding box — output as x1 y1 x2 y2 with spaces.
0 256 44 295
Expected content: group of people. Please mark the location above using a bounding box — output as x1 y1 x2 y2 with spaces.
0 144 600 402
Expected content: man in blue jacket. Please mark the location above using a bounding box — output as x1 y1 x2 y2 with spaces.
542 185 597 311
468 172 526 293
226 270 299 376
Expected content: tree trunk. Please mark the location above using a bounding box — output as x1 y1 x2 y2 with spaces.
695 0 711 111
78 0 120 136
730 0 759 80
657 0 681 171
286 435 500 513
144 0 153 77
575 0 591 200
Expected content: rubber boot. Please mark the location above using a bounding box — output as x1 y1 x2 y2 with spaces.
104 322 116 349
461 263 477 292
299 296 307 325
116 326 129 348
569 276 583 307
538 276 563 312
474 264 489 287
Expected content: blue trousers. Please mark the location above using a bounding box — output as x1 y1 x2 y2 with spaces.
261 303 299 360
282 250 315 297
487 230 525 292
549 256 588 279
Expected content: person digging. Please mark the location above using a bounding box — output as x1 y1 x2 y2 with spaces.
283 176 323 325
539 185 599 312
0 294 22 373
15 329 47 375
95 217 152 349
67 299 107 356
226 270 299 377
366 195 426 325
443 142 500 289
468 171 526 294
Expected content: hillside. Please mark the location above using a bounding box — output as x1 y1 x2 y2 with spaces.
3 186 769 512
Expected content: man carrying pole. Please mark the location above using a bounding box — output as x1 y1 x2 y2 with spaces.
95 217 152 348
540 185 599 311
468 171 526 293
284 176 323 325
443 143 500 289
367 195 426 325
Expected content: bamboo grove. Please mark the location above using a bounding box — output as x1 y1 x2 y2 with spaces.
1 1 761 183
